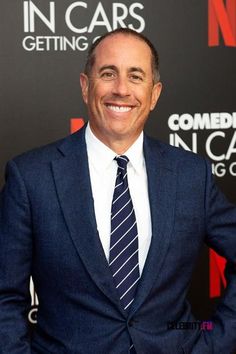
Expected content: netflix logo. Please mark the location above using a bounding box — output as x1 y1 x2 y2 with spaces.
208 0 236 47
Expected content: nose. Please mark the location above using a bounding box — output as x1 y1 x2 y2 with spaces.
112 76 130 97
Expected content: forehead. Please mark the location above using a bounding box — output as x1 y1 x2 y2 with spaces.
92 34 153 72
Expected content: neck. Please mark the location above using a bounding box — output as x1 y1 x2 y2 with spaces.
107 140 133 155
89 124 142 155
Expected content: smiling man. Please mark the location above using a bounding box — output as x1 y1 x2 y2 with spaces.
1 28 236 354
80 31 161 154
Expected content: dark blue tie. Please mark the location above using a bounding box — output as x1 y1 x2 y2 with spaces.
109 156 139 353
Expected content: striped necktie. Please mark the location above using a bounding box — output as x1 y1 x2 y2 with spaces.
109 155 140 312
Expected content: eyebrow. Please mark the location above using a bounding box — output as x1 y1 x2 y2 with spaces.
99 65 117 73
98 65 146 76
128 67 146 76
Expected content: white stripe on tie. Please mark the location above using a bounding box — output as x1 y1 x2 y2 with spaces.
112 249 138 277
116 264 139 288
125 299 134 310
120 277 140 300
110 221 137 251
110 208 134 235
112 186 129 204
109 235 138 266
111 198 131 220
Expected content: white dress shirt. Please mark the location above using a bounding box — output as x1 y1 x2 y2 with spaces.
85 123 152 275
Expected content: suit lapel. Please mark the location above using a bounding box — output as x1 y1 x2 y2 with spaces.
51 127 126 316
129 135 177 316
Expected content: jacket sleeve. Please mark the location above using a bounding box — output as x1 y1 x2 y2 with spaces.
203 159 236 354
0 160 32 353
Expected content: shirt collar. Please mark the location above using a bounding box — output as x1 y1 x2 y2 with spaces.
124 132 144 175
85 122 144 175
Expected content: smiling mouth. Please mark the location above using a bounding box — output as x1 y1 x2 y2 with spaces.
106 104 132 113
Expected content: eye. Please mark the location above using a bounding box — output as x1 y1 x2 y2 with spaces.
100 71 116 80
130 74 143 82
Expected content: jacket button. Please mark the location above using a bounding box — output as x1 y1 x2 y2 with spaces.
128 319 134 327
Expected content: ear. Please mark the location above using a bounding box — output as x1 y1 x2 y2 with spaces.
150 82 162 111
80 73 89 104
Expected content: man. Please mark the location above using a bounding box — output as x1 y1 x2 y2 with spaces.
0 28 236 354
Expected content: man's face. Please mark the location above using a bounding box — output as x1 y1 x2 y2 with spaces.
80 33 162 150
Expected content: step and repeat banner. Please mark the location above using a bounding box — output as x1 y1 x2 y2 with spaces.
0 0 235 332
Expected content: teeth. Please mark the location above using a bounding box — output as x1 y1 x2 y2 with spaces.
107 105 131 112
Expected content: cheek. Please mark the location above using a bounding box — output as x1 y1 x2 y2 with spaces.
140 94 153 112
138 87 153 104
89 92 104 111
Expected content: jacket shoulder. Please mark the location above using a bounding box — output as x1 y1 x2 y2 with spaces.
13 138 64 166
144 135 210 175
146 135 206 162
11 127 86 169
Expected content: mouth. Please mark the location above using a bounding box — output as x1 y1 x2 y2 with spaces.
105 104 133 113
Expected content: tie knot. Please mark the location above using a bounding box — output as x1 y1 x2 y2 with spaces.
115 155 129 171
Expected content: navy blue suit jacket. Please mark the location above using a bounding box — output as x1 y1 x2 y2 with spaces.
1 125 236 353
